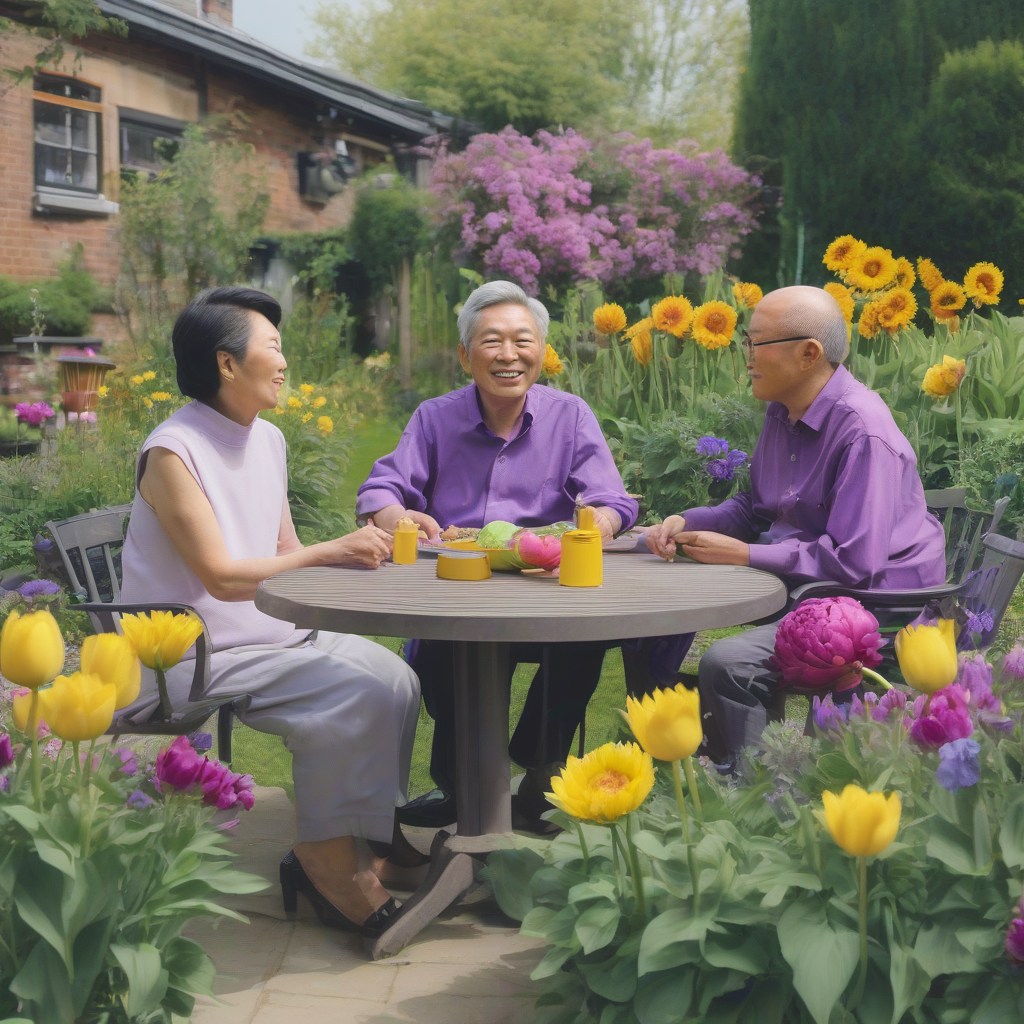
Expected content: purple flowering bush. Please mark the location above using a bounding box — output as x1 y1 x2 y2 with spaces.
0 728 266 1020
428 127 758 296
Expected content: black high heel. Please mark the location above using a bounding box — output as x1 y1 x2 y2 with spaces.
279 850 401 938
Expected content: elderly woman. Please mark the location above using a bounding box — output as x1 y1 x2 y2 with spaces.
358 280 638 831
121 286 423 937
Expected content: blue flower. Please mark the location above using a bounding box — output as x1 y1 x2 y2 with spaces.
695 436 729 457
18 579 60 599
965 611 995 636
936 738 981 791
189 731 213 753
812 693 850 733
127 789 154 809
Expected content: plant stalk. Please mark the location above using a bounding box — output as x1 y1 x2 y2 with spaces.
574 820 590 874
155 665 172 720
850 855 869 1009
683 757 703 819
860 667 893 691
671 760 690 843
609 822 628 901
29 689 41 809
687 844 701 916
624 814 647 919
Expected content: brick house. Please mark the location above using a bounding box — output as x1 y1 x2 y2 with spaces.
0 0 445 289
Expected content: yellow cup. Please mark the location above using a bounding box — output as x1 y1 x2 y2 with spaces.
437 550 492 581
559 528 603 587
393 519 418 564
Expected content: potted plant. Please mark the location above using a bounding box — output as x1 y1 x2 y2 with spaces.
0 402 54 457
55 351 115 414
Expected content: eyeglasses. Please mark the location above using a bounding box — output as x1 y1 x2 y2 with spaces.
741 329 814 360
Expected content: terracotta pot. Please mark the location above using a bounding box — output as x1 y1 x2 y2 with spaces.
60 390 98 414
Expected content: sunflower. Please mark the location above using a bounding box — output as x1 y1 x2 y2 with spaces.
875 287 918 334
691 301 738 350
651 296 694 337
546 741 655 823
845 247 898 292
930 280 966 313
542 344 563 376
625 317 654 367
732 281 763 309
824 282 855 324
857 300 882 339
823 235 866 273
921 355 966 399
963 262 1003 307
916 258 944 291
593 303 627 336
893 257 916 290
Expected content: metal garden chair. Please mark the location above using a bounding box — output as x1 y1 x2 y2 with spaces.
44 506 237 762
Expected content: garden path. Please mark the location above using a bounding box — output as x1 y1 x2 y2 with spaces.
186 786 545 1024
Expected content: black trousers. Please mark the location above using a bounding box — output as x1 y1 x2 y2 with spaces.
410 639 609 798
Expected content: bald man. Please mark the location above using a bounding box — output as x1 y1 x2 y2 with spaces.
647 286 945 759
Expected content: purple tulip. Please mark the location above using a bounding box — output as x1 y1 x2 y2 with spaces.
0 776 8 793
957 654 994 700
771 597 884 691
154 735 254 810
114 747 138 777
812 693 849 732
155 735 206 791
1007 918 1024 964
0 734 13 769
909 685 975 749
695 436 729 457
127 789 154 810
1003 646 1024 681
872 688 908 721
936 738 981 791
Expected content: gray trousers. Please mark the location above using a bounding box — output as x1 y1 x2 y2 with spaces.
696 622 781 757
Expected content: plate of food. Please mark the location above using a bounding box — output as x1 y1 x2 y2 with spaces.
603 529 649 553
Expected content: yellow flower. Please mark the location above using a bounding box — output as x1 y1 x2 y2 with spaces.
301 412 313 423
130 375 145 385
875 287 918 334
732 281 763 309
300 383 315 395
964 262 1003 307
80 632 141 710
916 258 944 292
824 282 855 324
895 620 958 692
845 247 898 292
149 391 173 402
625 318 654 367
142 370 156 381
287 396 303 409
624 684 702 762
542 344 564 376
12 685 52 735
921 355 966 398
822 785 901 857
98 385 109 398
317 415 334 434
593 303 627 336
273 407 284 415
0 608 65 689
44 672 116 742
651 296 694 337
893 257 916 290
143 398 154 409
546 742 655 823
120 610 204 672
691 301 738 350
930 280 966 313
823 235 866 273
312 396 327 409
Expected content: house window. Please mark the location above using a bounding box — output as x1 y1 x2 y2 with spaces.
33 75 102 193
119 109 184 179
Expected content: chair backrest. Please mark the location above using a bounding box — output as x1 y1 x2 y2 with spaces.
959 533 1024 649
924 488 1010 586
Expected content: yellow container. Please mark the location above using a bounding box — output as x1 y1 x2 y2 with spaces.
437 550 492 581
392 519 419 564
560 507 602 587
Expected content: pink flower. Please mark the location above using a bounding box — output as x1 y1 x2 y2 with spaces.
909 685 975 749
872 688 907 721
770 597 884 691
515 530 561 570
1003 645 1024 680
13 401 55 427
1007 917 1024 964
154 735 206 791
0 734 13 769
154 735 255 810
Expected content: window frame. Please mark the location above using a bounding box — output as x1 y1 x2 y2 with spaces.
118 107 186 179
33 74 103 196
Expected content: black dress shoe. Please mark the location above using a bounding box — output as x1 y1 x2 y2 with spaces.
510 765 563 836
279 850 401 938
397 788 457 827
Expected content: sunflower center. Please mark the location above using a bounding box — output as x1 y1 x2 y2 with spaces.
705 312 728 333
590 769 630 794
864 259 882 277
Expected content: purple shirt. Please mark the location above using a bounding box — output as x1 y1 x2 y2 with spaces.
683 365 946 589
357 383 638 531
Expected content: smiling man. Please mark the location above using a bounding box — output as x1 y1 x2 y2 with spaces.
646 285 945 760
358 280 638 831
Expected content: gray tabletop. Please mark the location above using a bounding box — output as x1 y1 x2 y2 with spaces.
255 554 787 643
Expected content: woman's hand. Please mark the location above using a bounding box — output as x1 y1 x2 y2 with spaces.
645 515 687 560
320 525 394 569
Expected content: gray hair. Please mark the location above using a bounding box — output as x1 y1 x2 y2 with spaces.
457 281 550 347
756 285 850 367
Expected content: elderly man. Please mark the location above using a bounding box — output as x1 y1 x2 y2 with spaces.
358 280 638 830
647 285 946 758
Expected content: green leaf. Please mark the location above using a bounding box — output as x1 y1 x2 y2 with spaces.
776 900 859 1024
889 945 930 1024
112 943 169 1017
0 805 41 833
634 968 694 1024
926 819 992 876
913 922 984 977
638 910 712 976
31 838 75 879
530 944 575 981
574 902 621 955
702 933 768 975
579 954 638 1003
971 979 1022 1024
567 878 618 906
162 936 216 1000
8 940 74 1024
998 797 1024 869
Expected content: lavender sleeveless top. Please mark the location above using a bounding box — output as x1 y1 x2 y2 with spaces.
122 400 305 652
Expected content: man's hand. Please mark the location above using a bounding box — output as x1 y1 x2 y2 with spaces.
675 531 750 566
366 505 442 540
645 515 686 560
320 524 394 569
592 508 620 544
397 510 442 541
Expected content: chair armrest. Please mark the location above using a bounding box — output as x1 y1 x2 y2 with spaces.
76 602 213 704
788 581 961 608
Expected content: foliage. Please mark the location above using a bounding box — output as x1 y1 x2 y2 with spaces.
349 173 429 293
273 228 352 296
429 128 757 299
279 294 357 385
961 434 1024 537
488 665 1024 1024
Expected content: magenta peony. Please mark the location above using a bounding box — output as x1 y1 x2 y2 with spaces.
155 735 207 791
516 530 561 570
155 735 255 810
909 685 974 749
1007 916 1024 964
770 597 884 690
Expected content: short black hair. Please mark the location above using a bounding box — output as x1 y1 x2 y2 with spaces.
172 287 282 402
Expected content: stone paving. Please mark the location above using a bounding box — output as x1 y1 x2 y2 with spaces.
186 787 546 1024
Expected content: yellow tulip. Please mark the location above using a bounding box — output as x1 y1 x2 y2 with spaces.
80 633 142 710
546 741 654 824
43 672 116 742
895 619 958 693
12 686 53 736
624 684 703 762
822 784 901 857
119 610 203 671
0 608 65 689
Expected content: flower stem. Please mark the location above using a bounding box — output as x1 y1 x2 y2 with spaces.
574 820 590 874
155 665 172 720
671 760 690 843
850 855 869 1009
683 757 703 820
624 814 646 920
688 844 701 916
29 689 41 809
609 823 628 900
955 386 965 487
860 667 893 691
72 740 80 783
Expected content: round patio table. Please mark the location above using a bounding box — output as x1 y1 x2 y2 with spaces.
256 553 786 957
